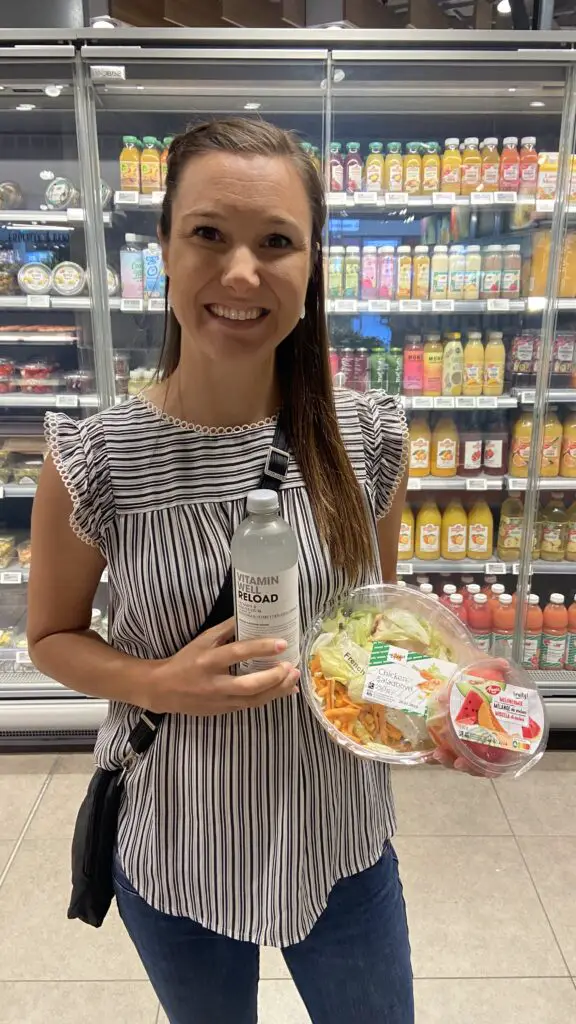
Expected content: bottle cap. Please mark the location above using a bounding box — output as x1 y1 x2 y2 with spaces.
550 593 565 604
484 137 499 146
499 594 513 605
450 594 463 604
467 584 481 594
529 594 540 605
419 583 434 593
492 583 505 595
473 593 488 604
521 136 536 146
445 138 460 146
464 137 479 146
503 136 518 146
443 584 456 594
247 489 280 514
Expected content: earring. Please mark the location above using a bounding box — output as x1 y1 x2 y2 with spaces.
300 307 306 320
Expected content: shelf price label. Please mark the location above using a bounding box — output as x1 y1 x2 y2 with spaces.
114 190 139 206
26 295 50 309
477 395 498 409
0 571 22 585
432 299 454 313
512 563 521 575
354 191 378 205
434 396 455 409
326 192 347 206
367 300 391 313
120 298 144 313
495 191 517 205
407 477 422 490
15 650 32 666
470 192 493 206
396 563 413 575
466 477 488 491
536 199 555 213
412 396 434 410
398 299 421 313
486 298 510 312
456 396 476 409
508 477 528 490
485 562 507 575
385 192 409 206
0 486 3 500
55 394 79 409
147 298 165 313
333 299 357 313
66 208 84 222
433 192 455 205
151 190 165 206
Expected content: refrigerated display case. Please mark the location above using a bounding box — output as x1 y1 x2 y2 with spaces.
2 28 576 742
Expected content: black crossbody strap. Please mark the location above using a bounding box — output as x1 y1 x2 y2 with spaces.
126 412 290 759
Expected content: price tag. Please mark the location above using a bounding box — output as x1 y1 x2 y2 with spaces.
151 190 165 205
509 477 528 490
536 198 555 213
412 396 434 410
26 295 50 309
398 300 422 313
55 394 79 409
470 192 494 205
101 568 109 583
15 650 32 666
432 299 455 313
456 396 476 409
434 396 455 409
0 571 22 585
433 192 455 205
114 190 139 205
354 191 377 205
147 298 165 312
0 486 4 500
397 563 413 576
326 192 346 206
333 299 357 313
477 396 498 409
66 207 84 222
495 191 517 205
466 478 488 491
512 563 520 575
487 298 510 312
408 478 422 490
385 192 409 205
120 298 144 313
486 562 507 575
367 299 391 313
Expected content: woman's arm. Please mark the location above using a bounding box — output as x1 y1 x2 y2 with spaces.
376 464 408 583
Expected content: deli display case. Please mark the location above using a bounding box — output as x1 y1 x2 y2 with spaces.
1 28 576 742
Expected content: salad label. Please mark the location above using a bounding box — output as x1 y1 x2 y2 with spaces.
362 642 457 716
449 674 544 754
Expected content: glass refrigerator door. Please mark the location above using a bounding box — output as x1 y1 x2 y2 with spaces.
327 48 573 720
0 46 107 728
81 44 329 403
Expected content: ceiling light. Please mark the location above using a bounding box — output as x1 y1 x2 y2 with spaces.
44 84 63 97
497 0 511 11
531 100 545 107
92 16 116 28
16 104 36 111
244 102 261 110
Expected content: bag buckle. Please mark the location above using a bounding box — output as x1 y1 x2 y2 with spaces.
264 445 289 482
121 751 139 774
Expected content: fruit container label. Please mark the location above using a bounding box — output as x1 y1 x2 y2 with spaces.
450 673 544 753
362 642 458 715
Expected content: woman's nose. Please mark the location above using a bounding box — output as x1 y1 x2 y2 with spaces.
221 246 260 291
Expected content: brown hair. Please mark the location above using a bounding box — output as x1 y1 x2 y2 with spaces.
158 117 373 580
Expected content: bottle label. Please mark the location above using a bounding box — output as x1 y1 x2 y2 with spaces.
414 262 430 298
398 522 413 553
419 523 440 553
404 352 424 391
567 630 576 668
436 438 457 469
482 163 500 187
447 524 466 553
540 632 567 669
481 270 502 296
366 162 384 188
387 163 403 191
472 631 492 654
141 160 160 189
330 163 344 191
120 159 140 190
498 514 522 554
521 163 538 184
442 164 460 186
538 169 558 200
347 161 362 191
463 439 483 470
468 523 489 554
464 364 482 387
541 524 565 556
463 269 480 298
567 524 576 556
502 270 520 296
397 261 412 298
484 361 503 384
448 269 465 296
542 439 561 472
234 565 299 671
462 163 481 187
405 164 421 187
484 439 504 470
523 633 542 669
423 163 439 188
510 438 530 472
492 632 514 660
431 270 448 296
409 436 430 471
501 163 520 186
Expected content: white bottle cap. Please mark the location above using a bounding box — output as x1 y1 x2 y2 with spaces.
484 137 499 146
429 593 440 601
529 594 540 605
499 594 513 605
419 583 434 594
461 575 474 585
503 136 518 146
450 593 463 605
396 580 407 588
521 137 536 146
247 489 280 514
473 593 488 604
467 584 481 595
550 593 565 604
443 584 456 595
464 137 479 146
491 584 505 595
445 138 460 146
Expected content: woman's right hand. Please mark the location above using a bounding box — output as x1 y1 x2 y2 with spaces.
145 617 300 716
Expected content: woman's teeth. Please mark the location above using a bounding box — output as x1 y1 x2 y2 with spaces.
208 304 264 321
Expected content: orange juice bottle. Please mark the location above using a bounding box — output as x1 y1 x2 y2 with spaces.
497 496 524 560
140 136 161 194
537 151 558 201
462 331 484 396
415 499 442 560
541 407 562 477
509 411 533 478
384 142 403 193
483 331 506 397
422 142 441 193
493 594 515 659
461 137 482 195
540 493 567 561
119 135 141 192
441 500 467 560
408 415 431 477
160 135 174 190
422 333 443 397
404 142 422 194
365 142 385 191
541 593 568 669
561 409 576 477
522 593 543 669
467 500 494 560
499 136 520 192
431 415 459 478
481 137 500 192
398 502 415 560
529 231 551 296
441 138 462 194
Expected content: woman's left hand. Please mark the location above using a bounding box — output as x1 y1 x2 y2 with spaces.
431 745 487 777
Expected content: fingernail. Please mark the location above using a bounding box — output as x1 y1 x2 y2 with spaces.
290 669 300 682
275 640 288 652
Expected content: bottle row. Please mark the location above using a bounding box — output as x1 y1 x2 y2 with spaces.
119 136 174 194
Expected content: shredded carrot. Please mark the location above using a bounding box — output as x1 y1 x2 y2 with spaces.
324 706 359 722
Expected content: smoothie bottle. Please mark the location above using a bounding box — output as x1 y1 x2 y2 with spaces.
567 499 576 562
422 333 443 396
483 331 506 397
483 412 509 477
497 495 524 560
441 500 467 560
141 137 161 194
522 593 543 669
540 493 567 562
422 142 441 193
415 499 442 559
566 596 576 668
541 407 562 477
540 593 568 669
441 138 462 194
431 415 459 477
462 331 484 396
160 136 174 190
499 137 520 192
461 137 482 195
458 413 483 477
469 593 492 653
403 335 424 397
440 583 457 607
509 411 533 478
119 135 141 192
519 137 539 197
449 593 468 625
442 332 464 397
344 142 363 192
412 246 430 300
481 138 500 192
492 594 515 659
464 583 481 608
384 143 403 192
329 142 345 191
404 142 422 194
490 583 506 604
365 142 385 191
467 500 493 559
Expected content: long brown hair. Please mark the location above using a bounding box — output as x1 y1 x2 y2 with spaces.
158 118 373 580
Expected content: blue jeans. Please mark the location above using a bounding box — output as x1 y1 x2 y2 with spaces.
113 843 414 1024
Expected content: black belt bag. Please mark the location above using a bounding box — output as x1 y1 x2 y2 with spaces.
68 415 290 927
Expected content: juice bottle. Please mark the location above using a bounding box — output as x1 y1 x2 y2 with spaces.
499 136 520 192
119 135 141 192
441 138 462 194
396 247 412 300
403 335 424 397
442 332 464 397
467 500 494 559
447 245 465 300
365 142 385 191
140 137 161 194
509 411 533 478
567 499 576 562
537 152 558 201
464 583 481 608
384 142 403 193
489 583 506 604
492 594 515 659
529 231 551 296
412 246 430 300
482 575 497 596
469 593 492 653
462 331 484 396
404 142 422 194
422 142 441 193
422 333 443 397
483 331 506 397
522 593 543 669
459 575 475 596
541 593 568 669
449 593 468 625
461 137 482 195
566 596 576 668
540 493 567 562
329 142 345 191
344 142 363 192
431 415 459 477
430 245 449 300
464 245 481 300
398 502 415 560
415 499 442 559
160 136 174 190
497 495 524 560
481 137 500 192
483 412 509 477
408 413 431 476
458 413 483 477
441 500 467 560
541 407 562 477
519 137 538 197
440 583 457 607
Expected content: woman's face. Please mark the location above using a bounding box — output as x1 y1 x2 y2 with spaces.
161 151 313 365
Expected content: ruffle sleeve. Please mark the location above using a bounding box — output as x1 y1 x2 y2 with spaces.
355 391 409 519
44 411 114 553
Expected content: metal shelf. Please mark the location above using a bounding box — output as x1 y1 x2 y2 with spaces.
327 298 527 316
0 209 112 226
397 557 506 575
325 191 539 213
0 394 98 409
114 190 163 210
0 332 77 345
1 485 36 499
506 476 576 491
515 388 576 405
0 296 92 311
407 475 503 492
402 395 516 410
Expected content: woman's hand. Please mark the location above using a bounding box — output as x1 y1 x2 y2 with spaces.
431 746 487 777
145 617 300 716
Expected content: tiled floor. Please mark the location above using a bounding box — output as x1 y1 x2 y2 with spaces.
0 751 575 1022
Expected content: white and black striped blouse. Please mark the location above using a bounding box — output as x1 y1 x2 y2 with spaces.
46 388 408 947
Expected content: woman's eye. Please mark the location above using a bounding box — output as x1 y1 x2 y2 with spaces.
265 234 292 249
192 225 221 242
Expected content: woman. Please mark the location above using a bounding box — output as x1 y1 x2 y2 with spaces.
28 118 413 1023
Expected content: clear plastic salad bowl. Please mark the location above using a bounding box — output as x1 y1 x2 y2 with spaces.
302 583 480 765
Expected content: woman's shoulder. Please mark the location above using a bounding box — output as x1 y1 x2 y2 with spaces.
333 387 407 443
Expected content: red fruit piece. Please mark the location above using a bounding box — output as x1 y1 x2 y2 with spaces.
455 689 484 725
522 717 541 741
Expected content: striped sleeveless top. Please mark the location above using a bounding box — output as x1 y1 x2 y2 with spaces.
46 388 408 947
